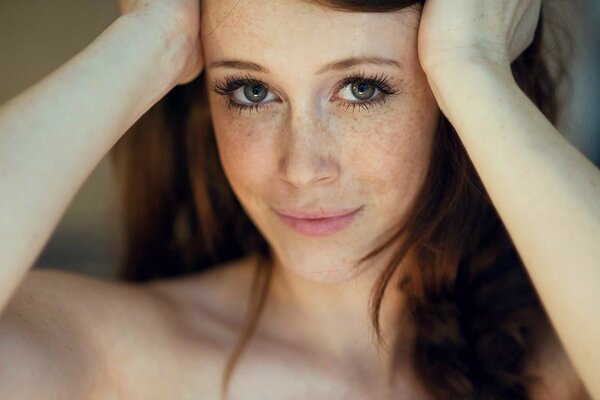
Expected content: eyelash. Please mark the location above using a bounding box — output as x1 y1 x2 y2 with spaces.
211 72 400 115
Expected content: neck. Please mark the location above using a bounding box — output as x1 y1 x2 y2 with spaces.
262 249 416 373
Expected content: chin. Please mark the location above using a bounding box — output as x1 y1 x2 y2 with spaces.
270 242 372 284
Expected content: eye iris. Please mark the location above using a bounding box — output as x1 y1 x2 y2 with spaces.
351 80 376 100
244 84 268 102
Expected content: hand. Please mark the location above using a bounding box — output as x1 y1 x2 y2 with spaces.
417 0 541 77
118 0 203 84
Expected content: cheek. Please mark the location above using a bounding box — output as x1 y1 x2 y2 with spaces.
210 106 280 199
343 90 439 204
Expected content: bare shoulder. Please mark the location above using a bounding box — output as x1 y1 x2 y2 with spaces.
0 268 168 399
525 314 592 400
146 254 257 326
143 254 257 346
137 255 259 397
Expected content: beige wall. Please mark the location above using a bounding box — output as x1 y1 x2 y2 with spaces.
0 1 121 278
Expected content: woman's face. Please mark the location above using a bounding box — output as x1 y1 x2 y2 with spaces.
202 0 439 283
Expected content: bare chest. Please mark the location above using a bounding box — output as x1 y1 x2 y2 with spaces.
117 273 428 399
104 276 580 400
115 331 430 400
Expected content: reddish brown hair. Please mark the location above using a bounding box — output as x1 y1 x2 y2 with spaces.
111 1 568 398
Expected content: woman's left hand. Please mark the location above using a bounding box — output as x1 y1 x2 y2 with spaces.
417 0 542 78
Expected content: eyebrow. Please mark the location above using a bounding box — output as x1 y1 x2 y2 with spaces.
208 57 403 74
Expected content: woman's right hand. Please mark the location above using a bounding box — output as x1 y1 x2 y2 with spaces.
118 0 204 84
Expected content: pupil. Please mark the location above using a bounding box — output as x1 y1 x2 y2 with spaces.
244 84 267 102
351 80 375 100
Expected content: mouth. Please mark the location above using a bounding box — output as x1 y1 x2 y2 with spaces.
274 206 364 237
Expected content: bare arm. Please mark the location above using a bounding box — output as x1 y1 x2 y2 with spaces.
428 59 600 400
0 7 198 314
417 1 600 397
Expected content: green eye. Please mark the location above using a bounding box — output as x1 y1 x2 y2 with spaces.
244 84 268 103
350 80 376 100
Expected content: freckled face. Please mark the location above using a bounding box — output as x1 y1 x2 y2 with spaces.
201 0 440 283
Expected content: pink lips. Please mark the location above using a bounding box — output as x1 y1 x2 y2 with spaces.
275 207 363 236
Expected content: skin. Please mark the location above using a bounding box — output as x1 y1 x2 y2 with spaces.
0 0 596 398
202 0 438 371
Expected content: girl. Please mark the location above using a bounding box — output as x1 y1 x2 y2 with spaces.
0 0 598 398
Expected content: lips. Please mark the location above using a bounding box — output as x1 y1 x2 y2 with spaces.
274 206 363 236
275 208 361 219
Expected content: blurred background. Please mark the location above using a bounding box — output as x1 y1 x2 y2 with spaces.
0 0 599 280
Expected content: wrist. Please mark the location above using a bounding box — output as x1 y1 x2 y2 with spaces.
423 50 512 85
424 58 515 118
117 10 198 88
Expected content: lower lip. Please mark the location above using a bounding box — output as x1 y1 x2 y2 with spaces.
276 208 362 237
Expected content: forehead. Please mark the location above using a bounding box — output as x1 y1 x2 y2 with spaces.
201 0 421 70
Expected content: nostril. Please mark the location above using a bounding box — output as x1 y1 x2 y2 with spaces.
278 119 340 187
278 154 339 188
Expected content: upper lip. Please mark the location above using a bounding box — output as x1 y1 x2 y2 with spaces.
274 206 363 219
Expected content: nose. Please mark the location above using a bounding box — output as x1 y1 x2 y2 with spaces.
278 113 340 188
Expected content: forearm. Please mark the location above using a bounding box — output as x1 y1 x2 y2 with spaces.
0 10 187 313
428 62 600 398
